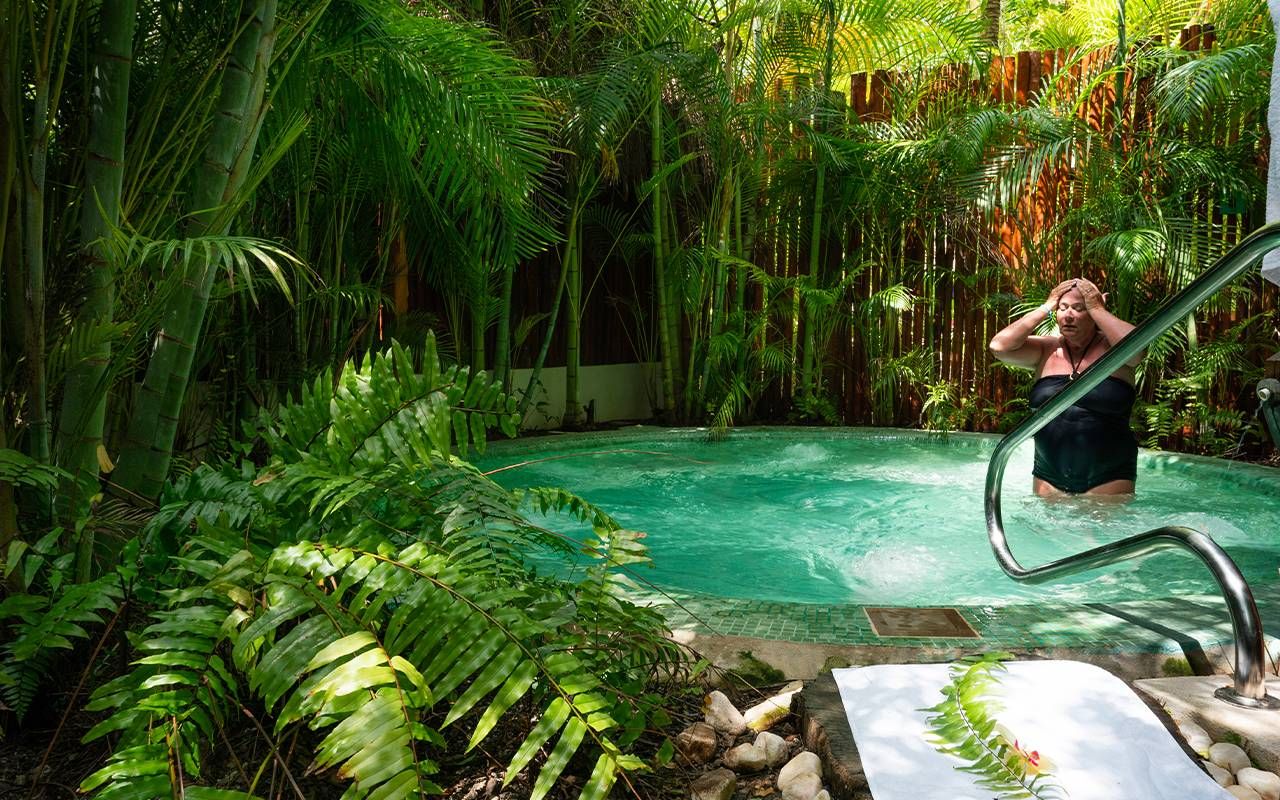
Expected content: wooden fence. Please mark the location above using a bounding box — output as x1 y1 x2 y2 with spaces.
813 25 1278 431
407 25 1276 436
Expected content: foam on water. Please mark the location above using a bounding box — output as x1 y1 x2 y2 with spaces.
481 431 1280 606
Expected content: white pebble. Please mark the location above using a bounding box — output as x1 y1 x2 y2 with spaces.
777 751 822 788
779 771 822 800
1227 786 1262 800
702 690 746 734
1210 742 1252 774
756 730 789 768
1237 768 1280 800
723 742 767 772
1178 720 1213 757
1202 759 1234 787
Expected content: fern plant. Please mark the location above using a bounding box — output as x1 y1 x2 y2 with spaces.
923 653 1066 800
81 336 684 799
0 470 124 734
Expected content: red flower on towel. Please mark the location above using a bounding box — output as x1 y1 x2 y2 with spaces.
995 724 1054 777
1011 739 1053 776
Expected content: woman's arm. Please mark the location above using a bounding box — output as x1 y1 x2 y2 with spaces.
989 280 1074 369
1076 279 1141 367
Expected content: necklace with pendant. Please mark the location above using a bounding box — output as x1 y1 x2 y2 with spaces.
1064 332 1099 380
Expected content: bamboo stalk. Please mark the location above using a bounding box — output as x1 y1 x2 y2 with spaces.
55 0 136 553
114 0 278 503
651 93 677 417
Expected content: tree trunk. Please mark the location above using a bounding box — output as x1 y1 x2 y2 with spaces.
55 0 136 550
22 42 52 474
517 240 571 418
392 226 409 315
1111 0 1127 150
493 258 513 391
113 0 278 504
563 213 582 427
0 6 20 394
801 13 836 402
799 161 826 398
470 283 486 372
983 0 1001 48
651 94 677 417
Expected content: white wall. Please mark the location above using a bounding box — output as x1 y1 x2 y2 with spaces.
510 362 661 429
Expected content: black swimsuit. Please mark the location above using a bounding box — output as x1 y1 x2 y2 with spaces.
1029 375 1138 494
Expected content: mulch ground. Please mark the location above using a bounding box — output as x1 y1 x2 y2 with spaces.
0 677 794 800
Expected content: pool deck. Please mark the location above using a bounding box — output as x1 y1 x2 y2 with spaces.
648 589 1280 678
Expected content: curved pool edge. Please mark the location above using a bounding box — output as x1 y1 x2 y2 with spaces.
481 426 1280 657
484 425 1280 490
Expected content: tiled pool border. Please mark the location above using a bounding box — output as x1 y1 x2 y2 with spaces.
484 427 1280 656
639 587 1280 657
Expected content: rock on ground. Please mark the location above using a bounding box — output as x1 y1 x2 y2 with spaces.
1210 742 1252 774
756 730 789 768
777 751 822 786
779 771 823 800
675 722 718 766
723 742 767 772
1178 721 1213 758
1237 767 1280 800
1203 760 1234 787
689 768 736 800
703 691 747 735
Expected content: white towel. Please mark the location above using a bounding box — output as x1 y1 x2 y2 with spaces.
831 661 1229 799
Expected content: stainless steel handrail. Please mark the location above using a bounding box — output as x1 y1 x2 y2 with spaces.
985 221 1280 709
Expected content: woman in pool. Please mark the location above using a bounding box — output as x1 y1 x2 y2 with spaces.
989 277 1140 496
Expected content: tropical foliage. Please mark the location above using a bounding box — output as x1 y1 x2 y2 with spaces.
1 0 1277 792
54 338 681 797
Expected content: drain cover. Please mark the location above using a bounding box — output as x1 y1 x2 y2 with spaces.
864 607 979 638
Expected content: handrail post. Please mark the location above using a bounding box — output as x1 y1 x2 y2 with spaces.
985 222 1280 709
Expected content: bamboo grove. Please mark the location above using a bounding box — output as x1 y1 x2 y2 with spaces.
3 0 1276 523
1 0 1278 796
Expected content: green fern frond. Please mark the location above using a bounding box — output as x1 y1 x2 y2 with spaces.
923 654 1066 800
0 449 68 492
515 486 621 534
1 574 121 720
87 338 676 799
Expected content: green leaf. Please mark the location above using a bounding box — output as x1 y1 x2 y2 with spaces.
184 788 264 800
467 659 538 749
578 750 619 800
529 716 587 800
304 631 377 672
506 697 570 783
444 642 524 728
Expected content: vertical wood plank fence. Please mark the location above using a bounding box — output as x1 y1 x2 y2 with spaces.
817 26 1278 433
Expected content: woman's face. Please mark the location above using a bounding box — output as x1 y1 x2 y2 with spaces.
1055 288 1095 339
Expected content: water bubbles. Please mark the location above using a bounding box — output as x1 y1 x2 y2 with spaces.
480 431 1280 606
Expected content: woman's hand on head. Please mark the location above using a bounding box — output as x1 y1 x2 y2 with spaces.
1042 279 1077 312
1074 278 1106 311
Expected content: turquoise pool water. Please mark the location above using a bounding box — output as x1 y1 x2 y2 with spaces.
479 428 1280 607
